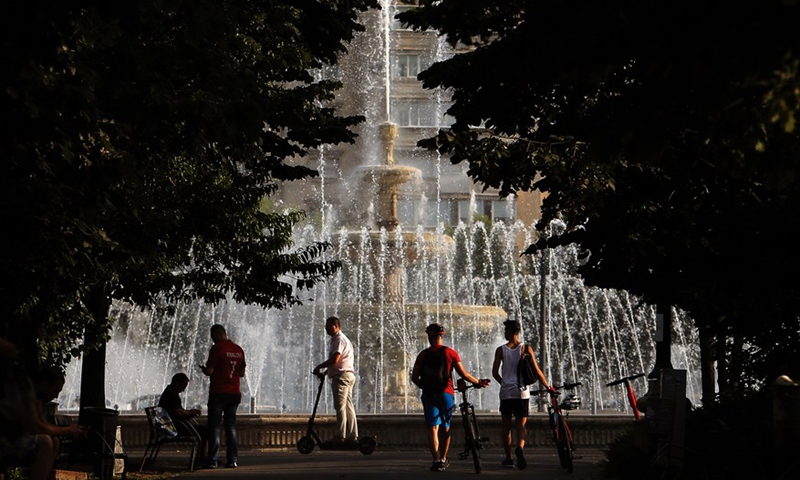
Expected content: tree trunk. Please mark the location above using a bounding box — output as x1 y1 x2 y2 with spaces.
698 323 717 407
78 286 112 412
79 334 107 410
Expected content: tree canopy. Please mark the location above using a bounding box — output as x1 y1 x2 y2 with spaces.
398 0 800 396
1 0 379 368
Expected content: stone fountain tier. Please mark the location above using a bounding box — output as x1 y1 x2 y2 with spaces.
358 164 421 231
331 230 454 264
331 302 505 333
358 164 422 187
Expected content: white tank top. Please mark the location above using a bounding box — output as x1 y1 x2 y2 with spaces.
499 344 531 400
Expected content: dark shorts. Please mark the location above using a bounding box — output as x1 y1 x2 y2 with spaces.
499 398 530 418
0 434 40 465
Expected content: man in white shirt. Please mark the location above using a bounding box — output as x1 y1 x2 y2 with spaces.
313 316 358 441
492 320 549 470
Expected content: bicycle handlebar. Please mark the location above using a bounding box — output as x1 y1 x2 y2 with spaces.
605 373 645 387
530 381 582 396
456 378 491 392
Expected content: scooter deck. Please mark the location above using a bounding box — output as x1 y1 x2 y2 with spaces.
319 438 370 450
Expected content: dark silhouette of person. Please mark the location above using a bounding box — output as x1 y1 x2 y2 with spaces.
158 372 209 463
199 324 245 469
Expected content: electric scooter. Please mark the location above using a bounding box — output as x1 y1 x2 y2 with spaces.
296 373 377 455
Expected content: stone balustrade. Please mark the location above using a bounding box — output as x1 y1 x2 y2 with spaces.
69 413 638 451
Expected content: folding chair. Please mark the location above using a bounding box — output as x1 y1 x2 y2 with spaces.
139 406 199 472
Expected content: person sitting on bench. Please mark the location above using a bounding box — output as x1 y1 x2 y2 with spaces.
158 373 209 463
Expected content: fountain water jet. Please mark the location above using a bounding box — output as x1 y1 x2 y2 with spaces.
59 2 701 417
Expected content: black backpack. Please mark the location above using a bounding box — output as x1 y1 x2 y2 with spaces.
421 346 451 395
517 344 538 387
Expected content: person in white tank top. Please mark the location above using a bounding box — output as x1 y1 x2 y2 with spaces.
492 320 549 470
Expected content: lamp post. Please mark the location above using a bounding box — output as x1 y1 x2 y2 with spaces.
538 247 549 412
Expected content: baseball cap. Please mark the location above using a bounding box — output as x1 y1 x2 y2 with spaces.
425 323 446 336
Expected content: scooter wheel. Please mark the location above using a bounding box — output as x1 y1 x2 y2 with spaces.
297 436 315 454
357 436 376 455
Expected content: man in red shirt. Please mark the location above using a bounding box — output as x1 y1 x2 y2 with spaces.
411 323 488 472
199 324 246 469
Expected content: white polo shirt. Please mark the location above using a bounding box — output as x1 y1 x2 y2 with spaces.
327 331 354 376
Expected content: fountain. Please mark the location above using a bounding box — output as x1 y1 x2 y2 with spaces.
320 120 505 411
59 2 701 417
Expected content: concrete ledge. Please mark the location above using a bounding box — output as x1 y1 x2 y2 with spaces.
67 413 636 451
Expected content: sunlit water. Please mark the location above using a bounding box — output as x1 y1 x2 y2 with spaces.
60 219 701 416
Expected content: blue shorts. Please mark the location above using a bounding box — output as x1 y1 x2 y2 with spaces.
421 392 455 428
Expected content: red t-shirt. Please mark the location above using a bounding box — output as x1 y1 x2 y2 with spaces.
420 345 461 395
206 339 246 395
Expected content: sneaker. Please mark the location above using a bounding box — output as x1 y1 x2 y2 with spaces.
501 458 515 468
225 461 238 468
515 446 527 470
430 460 444 472
441 458 450 470
202 461 218 469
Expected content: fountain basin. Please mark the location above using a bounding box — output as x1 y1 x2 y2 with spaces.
359 165 421 187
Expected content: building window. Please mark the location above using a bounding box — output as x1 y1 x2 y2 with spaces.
394 197 514 228
391 100 454 127
457 200 472 224
391 102 436 127
312 64 340 82
397 199 465 228
394 54 423 78
451 197 515 225
492 200 513 223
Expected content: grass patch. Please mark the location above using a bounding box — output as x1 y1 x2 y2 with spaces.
124 473 183 480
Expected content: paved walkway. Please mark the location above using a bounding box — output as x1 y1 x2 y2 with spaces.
147 447 608 479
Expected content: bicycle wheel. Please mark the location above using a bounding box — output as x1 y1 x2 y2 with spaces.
557 416 574 473
463 414 482 473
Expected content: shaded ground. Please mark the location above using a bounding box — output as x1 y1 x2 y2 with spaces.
132 447 608 479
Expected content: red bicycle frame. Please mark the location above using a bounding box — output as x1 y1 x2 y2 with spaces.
606 373 645 420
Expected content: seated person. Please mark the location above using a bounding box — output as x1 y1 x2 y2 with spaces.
158 373 208 459
0 347 87 480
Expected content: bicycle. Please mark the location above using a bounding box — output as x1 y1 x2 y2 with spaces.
606 372 646 420
455 378 490 473
532 381 582 474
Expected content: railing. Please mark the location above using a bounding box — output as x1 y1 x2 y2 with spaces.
67 413 639 450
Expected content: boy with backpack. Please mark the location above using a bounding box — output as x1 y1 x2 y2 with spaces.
411 323 489 472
